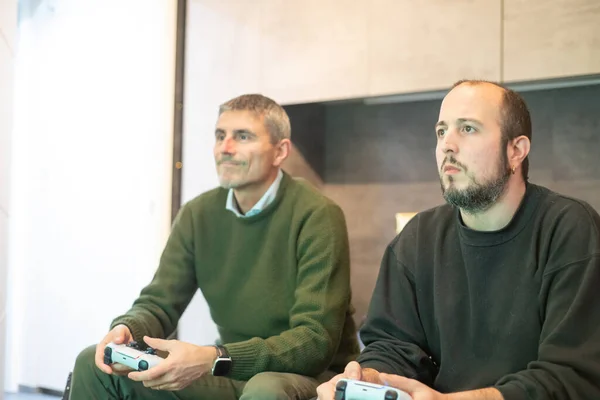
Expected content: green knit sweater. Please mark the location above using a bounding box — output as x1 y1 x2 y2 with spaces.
111 172 360 380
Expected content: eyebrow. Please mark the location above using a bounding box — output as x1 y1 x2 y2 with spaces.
214 128 257 137
435 118 485 129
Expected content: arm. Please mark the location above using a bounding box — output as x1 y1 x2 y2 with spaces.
493 254 600 400
357 239 438 386
110 203 198 342
223 204 356 381
447 388 503 399
493 203 600 400
382 373 504 399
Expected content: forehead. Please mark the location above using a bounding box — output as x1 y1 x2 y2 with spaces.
438 83 504 126
216 110 267 133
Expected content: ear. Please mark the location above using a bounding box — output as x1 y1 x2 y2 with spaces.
272 138 291 167
508 135 530 171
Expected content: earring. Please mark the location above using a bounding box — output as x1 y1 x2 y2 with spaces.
511 166 516 174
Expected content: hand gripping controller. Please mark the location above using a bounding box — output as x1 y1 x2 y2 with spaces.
104 341 163 372
334 378 412 400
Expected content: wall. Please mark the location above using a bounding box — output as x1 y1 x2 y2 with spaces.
286 84 600 323
5 0 177 392
1 0 18 395
183 0 600 106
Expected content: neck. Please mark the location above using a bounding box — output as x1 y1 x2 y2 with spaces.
233 169 280 214
460 178 527 231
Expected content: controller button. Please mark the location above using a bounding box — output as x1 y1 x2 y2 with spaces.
138 360 149 371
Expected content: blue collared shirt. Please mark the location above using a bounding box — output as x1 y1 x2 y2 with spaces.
225 169 284 218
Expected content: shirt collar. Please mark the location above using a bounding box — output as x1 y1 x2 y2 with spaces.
226 169 284 218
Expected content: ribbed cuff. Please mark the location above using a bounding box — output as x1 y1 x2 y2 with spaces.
223 339 260 381
495 382 528 400
357 360 399 375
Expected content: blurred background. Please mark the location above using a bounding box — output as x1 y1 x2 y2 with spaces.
1 0 599 397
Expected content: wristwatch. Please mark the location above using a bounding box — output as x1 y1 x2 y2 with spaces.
211 345 232 376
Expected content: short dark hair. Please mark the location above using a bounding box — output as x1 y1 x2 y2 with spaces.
451 80 532 181
219 94 291 144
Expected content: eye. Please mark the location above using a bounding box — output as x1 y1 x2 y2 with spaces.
462 125 476 134
436 128 445 138
216 133 225 141
234 132 250 141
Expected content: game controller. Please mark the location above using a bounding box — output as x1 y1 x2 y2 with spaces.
104 341 164 371
334 378 412 400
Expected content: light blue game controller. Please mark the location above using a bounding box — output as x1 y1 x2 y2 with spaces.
335 378 412 400
104 341 164 371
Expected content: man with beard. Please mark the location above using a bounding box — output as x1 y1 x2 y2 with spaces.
70 94 360 400
316 80 600 400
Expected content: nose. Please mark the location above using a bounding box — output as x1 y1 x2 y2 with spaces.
220 136 236 155
440 128 459 154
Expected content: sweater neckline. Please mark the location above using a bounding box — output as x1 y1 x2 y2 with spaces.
226 171 292 223
457 182 543 247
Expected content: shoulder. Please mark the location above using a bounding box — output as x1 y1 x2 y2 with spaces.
390 203 455 248
388 203 455 264
285 176 346 217
530 183 600 271
177 186 228 219
287 176 340 208
535 184 600 224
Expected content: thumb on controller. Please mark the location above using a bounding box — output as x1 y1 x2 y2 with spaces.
113 325 130 344
344 361 362 380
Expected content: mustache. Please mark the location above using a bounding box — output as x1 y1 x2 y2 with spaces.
217 155 246 166
441 156 468 172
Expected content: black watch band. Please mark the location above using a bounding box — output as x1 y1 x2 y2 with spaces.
212 345 232 376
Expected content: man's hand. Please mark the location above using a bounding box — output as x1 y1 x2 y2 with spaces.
95 324 135 376
316 361 383 399
127 336 217 391
380 374 446 400
382 374 503 400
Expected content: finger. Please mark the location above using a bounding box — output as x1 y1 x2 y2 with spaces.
94 340 113 375
143 336 171 351
128 361 170 382
343 361 362 380
316 380 336 400
142 374 172 389
150 382 182 392
379 374 422 393
113 325 130 344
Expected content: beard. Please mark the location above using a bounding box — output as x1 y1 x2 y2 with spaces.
440 150 511 214
216 156 248 189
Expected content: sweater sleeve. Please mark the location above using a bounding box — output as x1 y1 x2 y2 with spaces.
223 203 354 380
110 203 198 342
495 202 600 400
494 254 600 400
357 242 438 385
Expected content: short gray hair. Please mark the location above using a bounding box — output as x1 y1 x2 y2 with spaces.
219 94 291 144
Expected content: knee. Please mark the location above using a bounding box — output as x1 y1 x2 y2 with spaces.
242 372 310 400
74 344 97 373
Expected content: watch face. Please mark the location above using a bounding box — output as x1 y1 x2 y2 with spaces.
212 358 232 376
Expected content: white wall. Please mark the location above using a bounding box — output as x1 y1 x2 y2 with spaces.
176 0 237 346
5 0 177 392
1 0 18 395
